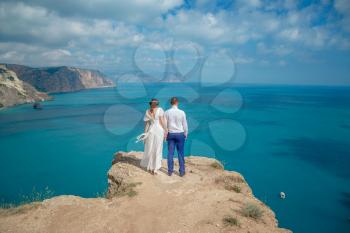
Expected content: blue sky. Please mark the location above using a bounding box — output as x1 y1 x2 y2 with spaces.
0 0 349 85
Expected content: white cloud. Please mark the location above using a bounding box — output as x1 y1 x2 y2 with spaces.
0 0 349 74
257 42 293 56
279 28 301 42
0 2 145 47
0 50 25 63
234 56 255 64
42 49 71 60
165 10 233 44
334 0 350 32
263 0 298 11
0 2 84 45
162 1 350 52
163 8 283 45
237 0 262 8
278 60 287 66
162 2 350 53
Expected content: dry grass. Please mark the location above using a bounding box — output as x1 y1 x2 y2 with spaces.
215 175 245 184
215 175 245 192
241 203 263 220
232 185 241 193
127 190 138 197
224 184 241 193
107 182 142 198
223 216 240 227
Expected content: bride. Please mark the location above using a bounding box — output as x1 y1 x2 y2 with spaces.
139 98 167 175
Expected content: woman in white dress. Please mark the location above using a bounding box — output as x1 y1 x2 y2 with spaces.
140 99 167 175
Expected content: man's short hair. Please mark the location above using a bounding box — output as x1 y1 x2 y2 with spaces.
170 97 178 105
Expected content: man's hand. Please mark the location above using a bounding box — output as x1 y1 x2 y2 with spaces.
164 131 168 140
184 133 188 140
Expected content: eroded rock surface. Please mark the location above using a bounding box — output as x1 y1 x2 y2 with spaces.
0 64 51 108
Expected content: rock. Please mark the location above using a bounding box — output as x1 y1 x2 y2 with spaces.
280 192 286 199
0 65 51 109
0 151 292 233
4 64 115 93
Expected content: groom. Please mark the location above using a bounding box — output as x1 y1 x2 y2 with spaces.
165 97 188 177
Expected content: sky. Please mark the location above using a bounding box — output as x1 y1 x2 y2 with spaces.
0 0 349 85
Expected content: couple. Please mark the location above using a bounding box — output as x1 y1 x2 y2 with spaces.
138 97 188 177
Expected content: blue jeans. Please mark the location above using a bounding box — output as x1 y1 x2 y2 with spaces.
167 132 185 175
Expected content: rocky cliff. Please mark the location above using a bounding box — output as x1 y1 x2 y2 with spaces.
0 65 51 108
4 64 115 93
0 151 291 233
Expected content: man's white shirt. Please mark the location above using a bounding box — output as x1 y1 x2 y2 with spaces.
165 105 188 135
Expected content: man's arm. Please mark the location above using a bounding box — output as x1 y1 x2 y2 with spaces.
182 111 188 138
164 111 168 129
163 111 169 139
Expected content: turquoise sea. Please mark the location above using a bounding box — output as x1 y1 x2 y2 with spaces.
0 84 349 233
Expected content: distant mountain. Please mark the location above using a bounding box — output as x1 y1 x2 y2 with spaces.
0 65 51 108
4 64 115 93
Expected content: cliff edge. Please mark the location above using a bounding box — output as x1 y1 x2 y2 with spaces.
0 151 291 233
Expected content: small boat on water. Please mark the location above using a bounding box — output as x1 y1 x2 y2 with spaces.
33 102 43 110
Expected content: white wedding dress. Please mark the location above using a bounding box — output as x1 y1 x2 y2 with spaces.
140 107 164 172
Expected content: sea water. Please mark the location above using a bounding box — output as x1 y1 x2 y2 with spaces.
0 84 349 233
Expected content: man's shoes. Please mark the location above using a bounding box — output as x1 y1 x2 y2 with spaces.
168 172 173 176
180 172 185 177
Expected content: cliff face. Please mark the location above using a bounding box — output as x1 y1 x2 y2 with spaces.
0 65 51 108
0 151 291 233
5 64 115 93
